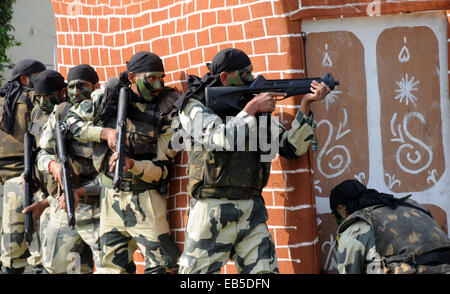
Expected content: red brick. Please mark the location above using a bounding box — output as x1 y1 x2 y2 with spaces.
109 17 120 33
159 0 175 8
265 17 301 36
169 179 181 196
126 3 141 15
72 48 80 66
115 33 125 47
210 0 225 9
249 55 267 72
105 66 116 80
78 17 88 32
176 193 188 209
98 18 109 34
227 24 244 41
254 37 278 55
62 48 72 65
109 49 122 65
267 54 299 71
88 18 97 32
176 18 187 33
162 22 176 36
104 34 115 48
170 35 183 53
127 29 142 44
152 9 168 23
102 5 114 16
250 1 273 18
72 33 83 47
267 207 286 227
178 52 190 69
201 11 216 28
142 26 161 41
203 45 219 63
182 33 196 51
168 210 182 229
188 13 201 31
217 8 232 24
134 13 150 29
210 26 227 44
152 37 170 57
244 19 265 39
134 43 151 54
121 47 135 64
89 48 100 66
121 17 133 31
189 48 203 66
163 55 178 72
233 6 250 22
196 29 210 47
196 0 209 10
234 40 253 56
80 48 91 64
279 36 302 54
169 3 182 18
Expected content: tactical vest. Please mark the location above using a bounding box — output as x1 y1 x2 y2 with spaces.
0 89 34 181
338 199 450 267
55 102 97 187
93 87 179 183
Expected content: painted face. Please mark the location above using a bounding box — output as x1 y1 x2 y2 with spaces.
136 72 165 102
67 79 94 106
36 91 62 114
226 64 254 86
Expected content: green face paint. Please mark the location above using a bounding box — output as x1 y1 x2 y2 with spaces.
226 64 254 86
37 91 61 114
136 72 165 102
67 79 94 107
28 72 41 89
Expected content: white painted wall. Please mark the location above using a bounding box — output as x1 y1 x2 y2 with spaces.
2 0 57 80
303 12 450 231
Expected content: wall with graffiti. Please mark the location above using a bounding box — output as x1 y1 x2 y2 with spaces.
302 12 450 273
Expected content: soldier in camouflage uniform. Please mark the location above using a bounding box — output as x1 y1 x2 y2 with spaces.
330 179 450 274
0 59 46 274
65 52 180 274
174 48 330 274
33 64 104 274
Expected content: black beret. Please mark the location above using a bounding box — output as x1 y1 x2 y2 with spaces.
207 48 251 75
67 64 99 85
126 51 164 73
34 70 67 95
12 59 46 77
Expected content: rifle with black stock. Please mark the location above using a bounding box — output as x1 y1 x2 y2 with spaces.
55 121 76 229
205 73 340 114
113 87 129 192
23 130 35 243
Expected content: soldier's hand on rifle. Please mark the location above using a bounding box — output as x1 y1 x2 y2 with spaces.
48 160 64 188
100 127 119 151
22 198 50 233
59 188 82 212
109 152 134 173
301 81 331 114
243 92 286 116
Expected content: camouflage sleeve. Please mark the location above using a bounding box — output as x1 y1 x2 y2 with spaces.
178 98 257 150
65 88 105 143
278 109 316 159
127 110 178 184
36 112 57 173
337 220 377 274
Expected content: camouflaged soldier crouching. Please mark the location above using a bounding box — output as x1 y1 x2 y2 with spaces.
35 65 104 274
65 52 181 274
330 179 450 274
175 48 330 274
0 60 47 274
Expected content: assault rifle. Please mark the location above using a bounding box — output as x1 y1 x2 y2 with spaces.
23 130 35 243
55 121 76 229
205 73 339 114
113 87 129 192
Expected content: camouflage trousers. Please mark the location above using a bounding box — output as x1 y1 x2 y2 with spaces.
0 176 50 272
42 195 102 274
99 187 180 274
178 196 279 274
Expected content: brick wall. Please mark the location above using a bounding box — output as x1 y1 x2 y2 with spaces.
49 0 450 274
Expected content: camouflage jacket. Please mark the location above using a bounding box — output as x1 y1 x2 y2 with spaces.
0 88 35 181
337 199 450 274
178 98 316 199
64 86 179 186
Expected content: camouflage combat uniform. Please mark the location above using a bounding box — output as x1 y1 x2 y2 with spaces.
65 84 180 274
337 198 450 274
0 86 42 273
177 97 317 274
37 102 103 274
